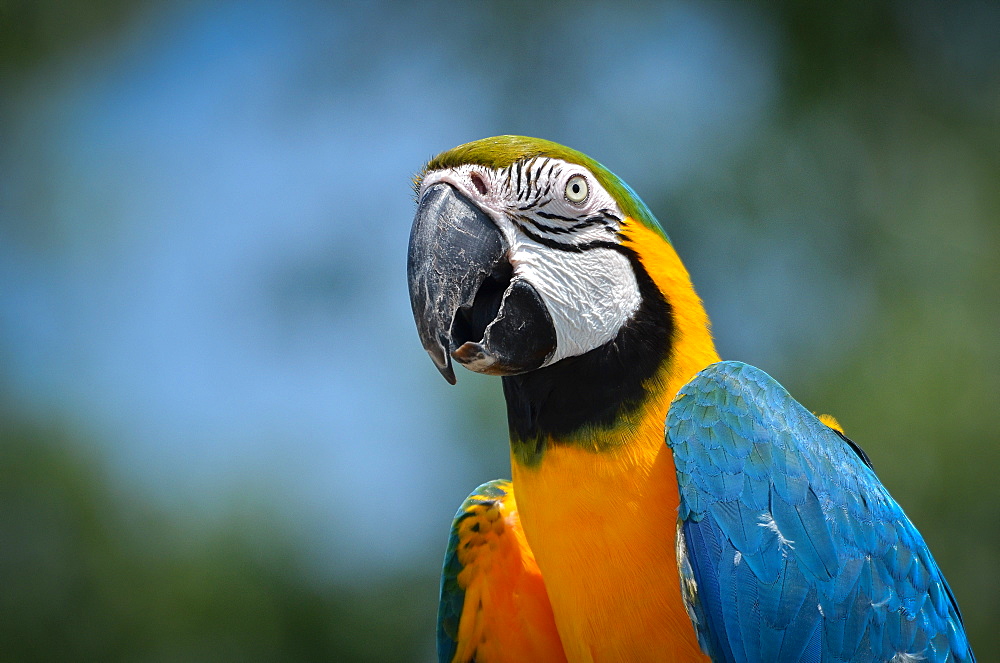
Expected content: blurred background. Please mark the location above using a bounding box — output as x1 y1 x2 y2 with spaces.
1 0 997 660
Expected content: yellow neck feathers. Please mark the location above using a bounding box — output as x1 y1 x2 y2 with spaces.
509 218 718 661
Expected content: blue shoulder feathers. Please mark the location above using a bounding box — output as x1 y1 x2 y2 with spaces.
667 361 973 663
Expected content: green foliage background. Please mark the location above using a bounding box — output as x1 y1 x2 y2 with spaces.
1 1 997 660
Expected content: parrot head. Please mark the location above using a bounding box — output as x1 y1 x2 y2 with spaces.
408 135 675 386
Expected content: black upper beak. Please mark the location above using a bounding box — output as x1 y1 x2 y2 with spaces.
407 183 556 383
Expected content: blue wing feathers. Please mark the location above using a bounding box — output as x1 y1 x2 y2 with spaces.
437 518 464 662
683 516 739 663
668 361 973 663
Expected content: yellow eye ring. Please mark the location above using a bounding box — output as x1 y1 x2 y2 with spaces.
565 175 589 204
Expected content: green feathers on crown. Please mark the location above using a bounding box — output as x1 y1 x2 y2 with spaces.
419 135 669 242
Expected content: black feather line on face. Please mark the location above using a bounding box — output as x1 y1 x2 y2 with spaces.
510 208 618 247
534 211 578 222
514 215 598 238
510 219 625 253
525 156 537 193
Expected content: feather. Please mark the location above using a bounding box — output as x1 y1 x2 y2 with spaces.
668 361 974 663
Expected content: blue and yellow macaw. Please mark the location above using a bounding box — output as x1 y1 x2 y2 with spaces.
407 136 974 663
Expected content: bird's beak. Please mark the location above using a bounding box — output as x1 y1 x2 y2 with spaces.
407 183 555 384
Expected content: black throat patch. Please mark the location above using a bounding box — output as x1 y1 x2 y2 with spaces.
502 247 673 466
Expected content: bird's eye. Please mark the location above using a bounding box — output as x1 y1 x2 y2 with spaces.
565 175 589 204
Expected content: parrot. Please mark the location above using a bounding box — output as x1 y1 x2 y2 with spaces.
406 135 973 663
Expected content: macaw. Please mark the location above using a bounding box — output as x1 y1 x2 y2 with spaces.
406 136 973 663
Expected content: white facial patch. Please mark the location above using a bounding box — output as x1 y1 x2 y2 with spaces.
510 236 641 366
420 157 645 366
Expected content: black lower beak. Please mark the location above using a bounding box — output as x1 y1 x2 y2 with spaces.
407 183 556 383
